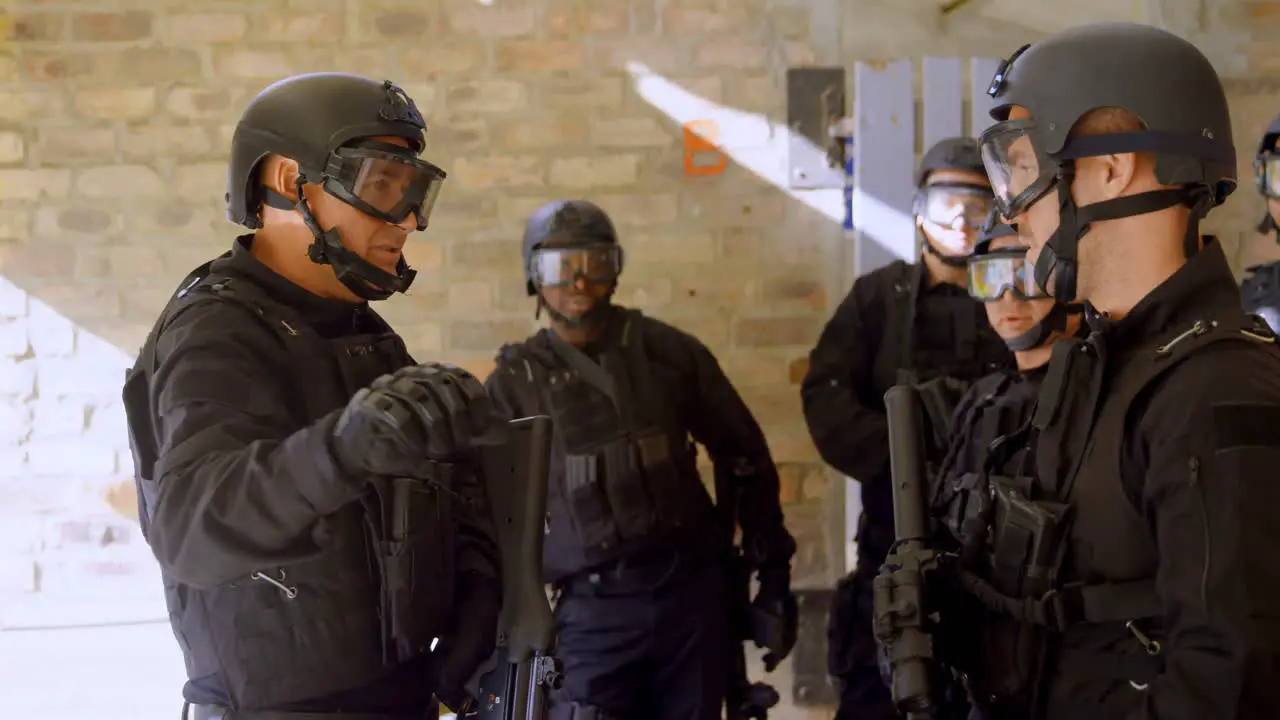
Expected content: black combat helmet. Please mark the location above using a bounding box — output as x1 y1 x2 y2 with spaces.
226 72 448 301
980 22 1236 302
914 137 994 267
521 200 623 326
914 137 986 188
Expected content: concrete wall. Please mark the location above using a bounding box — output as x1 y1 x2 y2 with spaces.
0 0 1278 716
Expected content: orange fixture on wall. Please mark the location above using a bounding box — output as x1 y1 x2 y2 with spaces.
682 120 727 177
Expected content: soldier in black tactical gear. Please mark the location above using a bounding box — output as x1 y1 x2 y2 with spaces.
122 73 504 719
1240 112 1280 331
483 199 797 720
901 221 1083 718
974 21 1280 717
802 138 1014 720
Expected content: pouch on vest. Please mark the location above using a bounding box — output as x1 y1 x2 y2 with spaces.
363 470 458 665
562 452 620 551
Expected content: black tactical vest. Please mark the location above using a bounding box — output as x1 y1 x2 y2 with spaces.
495 309 715 583
123 262 456 709
945 314 1279 719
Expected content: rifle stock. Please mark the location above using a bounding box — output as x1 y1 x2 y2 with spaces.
716 470 781 720
874 385 938 719
466 415 563 720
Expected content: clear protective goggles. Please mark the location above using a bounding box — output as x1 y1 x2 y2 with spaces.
916 182 993 230
322 141 447 231
979 118 1059 219
1256 152 1280 198
528 244 622 289
967 248 1049 302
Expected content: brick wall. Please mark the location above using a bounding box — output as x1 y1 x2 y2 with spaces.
0 0 1278 713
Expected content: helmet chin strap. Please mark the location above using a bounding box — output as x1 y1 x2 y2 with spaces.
1031 164 1207 304
922 240 970 268
1003 301 1081 352
263 181 417 302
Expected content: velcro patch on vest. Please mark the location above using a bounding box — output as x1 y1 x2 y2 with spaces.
1211 402 1280 453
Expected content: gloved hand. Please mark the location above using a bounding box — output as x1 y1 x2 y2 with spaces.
331 362 506 479
749 566 798 672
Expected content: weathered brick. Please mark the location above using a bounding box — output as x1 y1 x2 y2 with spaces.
546 1 630 36
107 245 165 279
254 12 344 41
4 13 66 42
166 87 237 120
371 10 430 38
29 398 90 440
71 12 152 42
451 156 545 190
159 13 249 43
447 281 494 313
288 47 393 78
36 126 118 166
0 242 77 279
0 278 28 318
494 114 587 150
174 163 227 198
593 193 681 225
214 48 294 80
445 6 536 38
669 272 753 310
590 37 689 74
734 316 821 348
759 274 827 312
0 52 15 82
400 321 444 355
0 208 31 241
0 169 72 200
73 87 157 120
0 89 63 122
436 117 491 152
549 155 640 188
662 6 752 34
589 117 674 148
119 125 214 161
693 39 770 70
446 80 529 113
627 231 718 264
0 132 25 164
24 51 100 82
74 247 112 280
0 318 29 357
542 76 625 110
75 166 165 198
35 205 121 238
403 237 445 272
117 48 203 85
26 440 116 477
0 357 36 396
400 43 488 76
23 285 123 322
498 41 586 72
662 313 730 348
449 318 532 352
727 75 782 112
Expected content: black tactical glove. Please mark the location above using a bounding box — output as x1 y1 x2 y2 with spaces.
749 565 798 672
331 362 506 479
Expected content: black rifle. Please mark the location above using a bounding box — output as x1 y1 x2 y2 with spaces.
716 466 782 720
872 385 940 720
464 415 563 720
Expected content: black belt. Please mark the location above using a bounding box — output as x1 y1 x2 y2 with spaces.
186 704 422 720
560 547 688 595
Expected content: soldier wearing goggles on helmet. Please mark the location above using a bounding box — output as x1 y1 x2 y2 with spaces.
1240 112 1280 332
802 137 1015 720
123 73 506 718
957 21 1280 718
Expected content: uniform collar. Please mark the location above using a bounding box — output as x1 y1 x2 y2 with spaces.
1085 237 1242 350
214 235 385 335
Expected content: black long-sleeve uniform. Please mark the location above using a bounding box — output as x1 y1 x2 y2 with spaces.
127 236 500 712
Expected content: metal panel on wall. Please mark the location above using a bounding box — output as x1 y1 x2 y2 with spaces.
786 67 848 190
852 59 915 279
921 57 964 151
